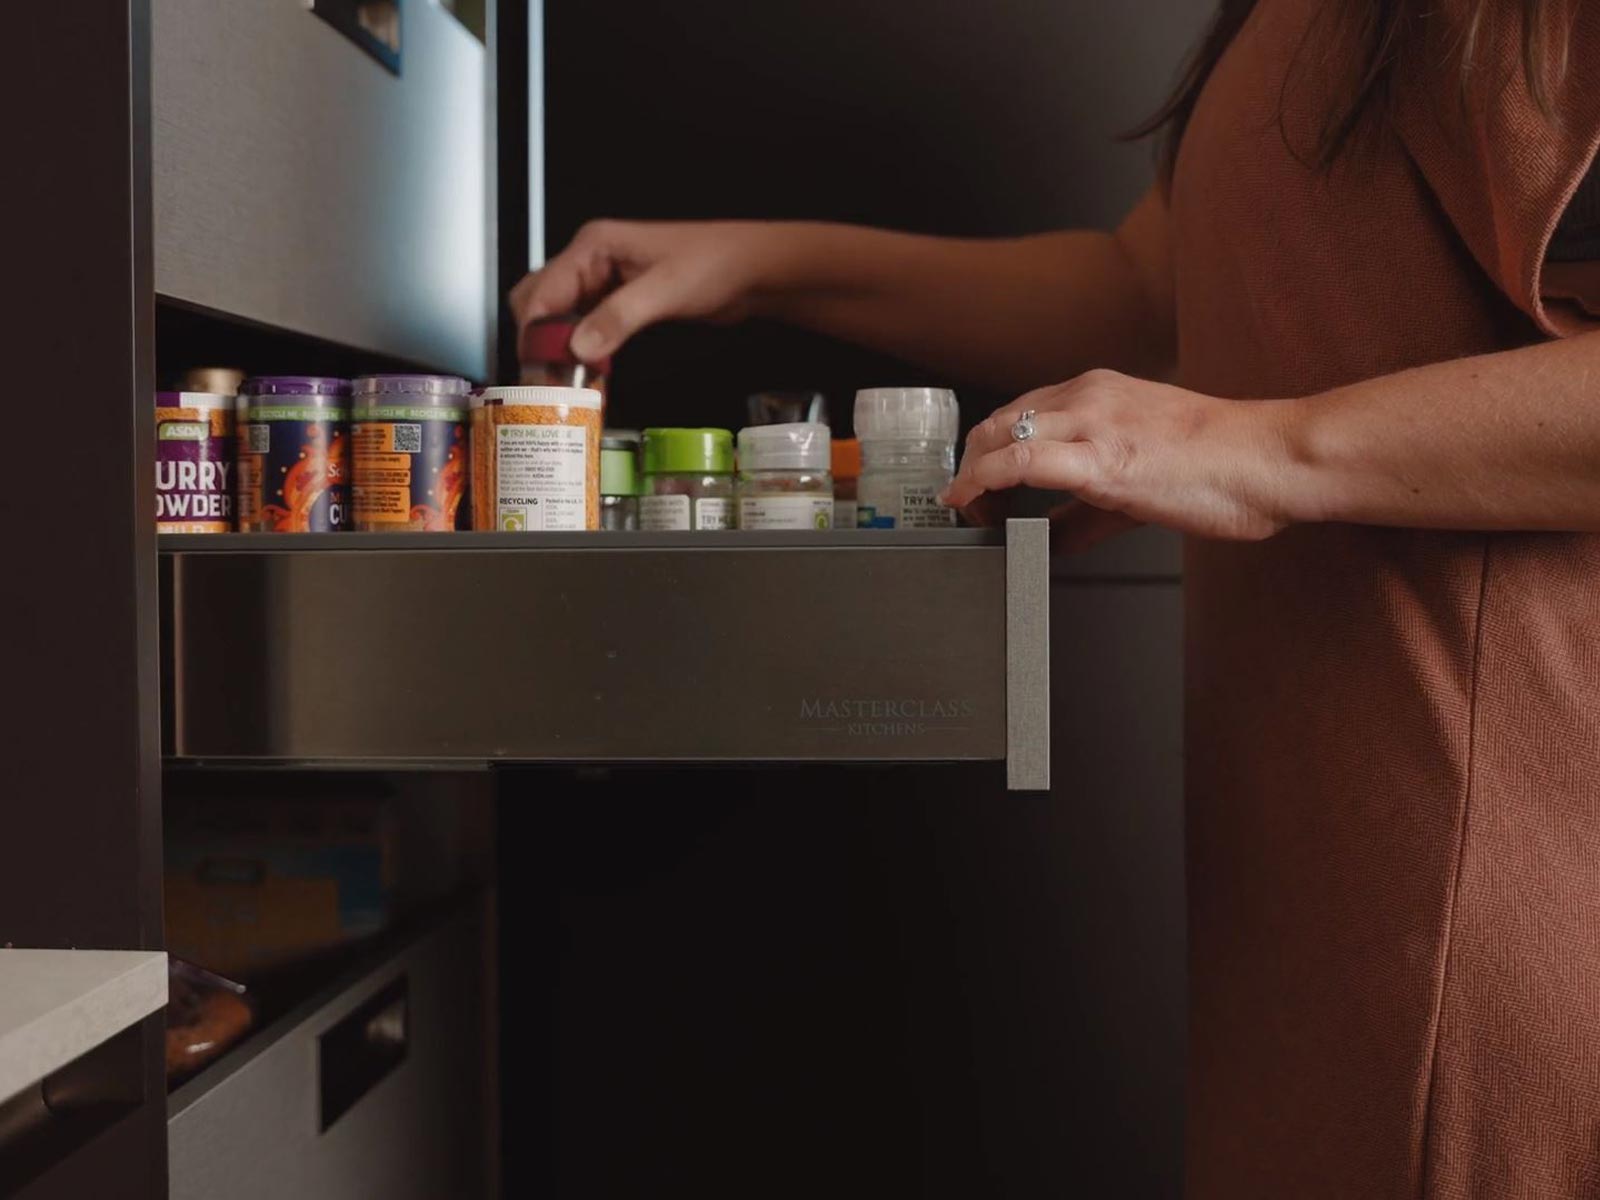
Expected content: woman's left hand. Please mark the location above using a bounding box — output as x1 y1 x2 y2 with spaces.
941 369 1296 552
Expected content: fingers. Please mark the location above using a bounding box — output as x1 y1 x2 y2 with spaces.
958 490 1015 528
961 383 1067 465
508 221 629 341
960 368 1125 466
568 267 682 362
941 436 1100 509
1046 499 1142 554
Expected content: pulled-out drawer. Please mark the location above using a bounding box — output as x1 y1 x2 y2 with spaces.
167 899 492 1200
160 522 1051 790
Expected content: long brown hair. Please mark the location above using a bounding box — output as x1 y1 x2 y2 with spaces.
1132 0 1574 175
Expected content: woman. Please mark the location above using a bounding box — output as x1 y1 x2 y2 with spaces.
513 1 1600 1193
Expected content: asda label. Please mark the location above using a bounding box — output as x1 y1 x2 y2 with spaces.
640 493 691 531
738 495 832 531
900 484 956 528
694 497 733 530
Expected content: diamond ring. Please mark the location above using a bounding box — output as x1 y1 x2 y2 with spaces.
1010 409 1038 443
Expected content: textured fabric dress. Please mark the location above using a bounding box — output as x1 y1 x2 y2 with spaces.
1169 1 1600 1195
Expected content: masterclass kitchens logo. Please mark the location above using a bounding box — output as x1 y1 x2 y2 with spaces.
799 696 976 738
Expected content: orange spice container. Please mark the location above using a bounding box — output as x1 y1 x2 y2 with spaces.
472 386 603 531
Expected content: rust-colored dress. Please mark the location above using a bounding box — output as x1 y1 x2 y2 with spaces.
1170 2 1600 1195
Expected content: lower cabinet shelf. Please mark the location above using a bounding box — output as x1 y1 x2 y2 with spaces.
161 522 1051 789
167 896 492 1200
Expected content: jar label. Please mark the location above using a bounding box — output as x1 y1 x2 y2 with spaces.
737 495 833 531
833 499 858 530
695 497 734 530
156 397 234 533
352 416 468 530
900 484 957 528
236 411 349 533
495 423 587 531
640 493 691 531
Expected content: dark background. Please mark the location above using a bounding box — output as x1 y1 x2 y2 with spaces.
542 0 1208 435
510 1 1209 1196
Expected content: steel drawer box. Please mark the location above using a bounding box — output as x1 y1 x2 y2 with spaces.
160 522 1050 789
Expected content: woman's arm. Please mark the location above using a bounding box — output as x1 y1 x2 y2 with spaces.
509 189 1175 394
942 331 1600 548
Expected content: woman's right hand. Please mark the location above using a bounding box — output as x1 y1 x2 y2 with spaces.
510 219 794 364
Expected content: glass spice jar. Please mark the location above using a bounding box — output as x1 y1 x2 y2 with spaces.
600 431 641 531
853 387 960 529
735 422 833 530
519 316 609 406
639 428 735 531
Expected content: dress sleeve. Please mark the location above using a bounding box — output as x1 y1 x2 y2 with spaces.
1395 3 1600 336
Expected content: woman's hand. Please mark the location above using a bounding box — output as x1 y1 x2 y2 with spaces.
943 370 1296 552
510 220 794 364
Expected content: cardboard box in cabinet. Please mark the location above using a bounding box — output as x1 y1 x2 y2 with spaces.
165 797 394 979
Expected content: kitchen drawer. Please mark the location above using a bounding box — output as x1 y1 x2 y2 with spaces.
167 899 492 1200
160 521 1051 789
152 0 492 377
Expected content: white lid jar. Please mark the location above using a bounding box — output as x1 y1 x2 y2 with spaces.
852 387 960 529
735 422 833 530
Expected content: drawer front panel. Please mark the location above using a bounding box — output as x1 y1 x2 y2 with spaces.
168 904 490 1200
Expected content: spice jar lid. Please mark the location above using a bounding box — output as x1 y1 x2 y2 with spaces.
737 422 831 472
642 428 735 475
853 387 959 442
476 386 604 410
831 438 861 480
240 375 351 397
520 317 612 373
352 374 471 399
178 367 245 395
601 446 641 497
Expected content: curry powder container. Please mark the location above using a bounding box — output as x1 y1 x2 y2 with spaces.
156 391 235 533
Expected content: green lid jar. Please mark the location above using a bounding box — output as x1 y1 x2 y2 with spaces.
599 432 641 531
639 428 735 531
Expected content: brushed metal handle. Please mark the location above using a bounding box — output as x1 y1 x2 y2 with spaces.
318 975 408 1131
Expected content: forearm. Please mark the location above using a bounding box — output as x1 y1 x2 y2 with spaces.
1278 331 1600 531
757 198 1175 394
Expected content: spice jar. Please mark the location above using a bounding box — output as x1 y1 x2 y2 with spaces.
831 438 860 530
350 375 471 532
236 376 351 533
735 422 832 530
639 428 735 531
156 391 235 533
520 317 608 404
853 387 959 529
600 432 641 531
472 386 602 531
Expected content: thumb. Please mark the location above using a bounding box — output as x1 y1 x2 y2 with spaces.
569 269 680 362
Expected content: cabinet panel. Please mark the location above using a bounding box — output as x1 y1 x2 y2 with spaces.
152 0 491 377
